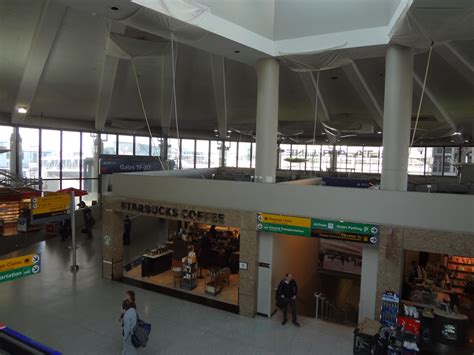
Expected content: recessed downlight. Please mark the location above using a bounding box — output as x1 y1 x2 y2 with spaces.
17 107 27 114
234 50 240 54
377 131 382 134
110 6 119 11
331 76 338 80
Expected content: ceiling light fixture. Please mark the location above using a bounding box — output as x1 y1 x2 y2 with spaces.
465 140 469 143
234 50 240 54
110 6 119 11
213 129 218 133
331 76 338 80
227 130 231 133
17 107 27 114
453 132 462 136
377 131 382 134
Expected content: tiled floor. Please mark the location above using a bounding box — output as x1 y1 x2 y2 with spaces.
124 266 240 305
0 226 354 355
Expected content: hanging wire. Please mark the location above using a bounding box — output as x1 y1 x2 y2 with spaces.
410 43 433 147
310 71 320 176
131 58 167 173
312 71 320 145
170 33 181 164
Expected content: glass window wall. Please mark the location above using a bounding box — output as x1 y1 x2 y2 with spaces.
251 143 256 168
118 135 133 155
19 127 39 179
151 137 162 157
196 140 209 168
101 133 117 155
210 141 221 167
167 138 180 169
408 147 425 175
41 129 61 179
135 136 150 156
82 133 98 179
238 142 252 168
224 142 237 167
306 145 321 171
321 145 334 171
443 147 459 176
0 126 13 172
363 147 381 174
279 144 292 170
346 146 363 173
425 147 443 176
181 139 195 169
62 131 80 179
291 144 306 171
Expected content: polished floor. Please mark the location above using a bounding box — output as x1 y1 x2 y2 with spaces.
0 226 354 354
124 266 240 305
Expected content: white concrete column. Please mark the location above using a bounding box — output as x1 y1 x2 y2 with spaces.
255 58 279 183
359 246 380 321
359 44 413 322
381 44 414 191
255 58 279 317
9 129 22 177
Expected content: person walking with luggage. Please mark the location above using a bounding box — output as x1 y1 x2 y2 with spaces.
78 201 94 239
123 216 132 246
276 273 300 327
121 290 138 355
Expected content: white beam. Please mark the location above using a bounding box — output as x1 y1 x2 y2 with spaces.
343 62 383 128
436 43 474 86
210 55 227 139
413 73 457 130
95 22 126 131
12 0 66 124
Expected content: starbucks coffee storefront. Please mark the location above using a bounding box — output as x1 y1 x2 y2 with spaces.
102 195 258 316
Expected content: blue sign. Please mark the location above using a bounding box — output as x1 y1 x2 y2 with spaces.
99 156 170 174
322 176 371 188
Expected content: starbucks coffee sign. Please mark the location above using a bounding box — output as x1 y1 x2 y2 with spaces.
120 201 225 224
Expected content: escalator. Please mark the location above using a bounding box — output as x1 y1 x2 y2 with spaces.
0 325 60 355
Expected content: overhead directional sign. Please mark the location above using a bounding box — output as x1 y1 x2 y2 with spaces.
257 213 380 245
257 213 311 236
31 193 71 224
0 254 41 283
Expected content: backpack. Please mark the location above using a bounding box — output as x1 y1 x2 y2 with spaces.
132 319 151 348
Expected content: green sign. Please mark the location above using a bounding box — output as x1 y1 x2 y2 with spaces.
0 264 41 283
311 219 379 236
257 213 379 245
0 254 41 283
258 223 311 237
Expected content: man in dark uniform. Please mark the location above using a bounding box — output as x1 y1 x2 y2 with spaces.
276 273 300 327
123 216 132 245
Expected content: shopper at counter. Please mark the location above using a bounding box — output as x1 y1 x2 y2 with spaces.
276 273 300 327
407 260 427 283
435 266 451 289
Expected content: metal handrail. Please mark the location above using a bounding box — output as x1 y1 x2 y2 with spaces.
0 169 41 189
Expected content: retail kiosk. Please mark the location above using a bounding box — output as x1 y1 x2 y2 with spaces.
102 195 258 316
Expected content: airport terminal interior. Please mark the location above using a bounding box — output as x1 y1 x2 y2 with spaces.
0 0 473 354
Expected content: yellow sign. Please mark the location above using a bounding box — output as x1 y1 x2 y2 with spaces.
0 253 36 273
31 193 71 216
258 213 311 228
